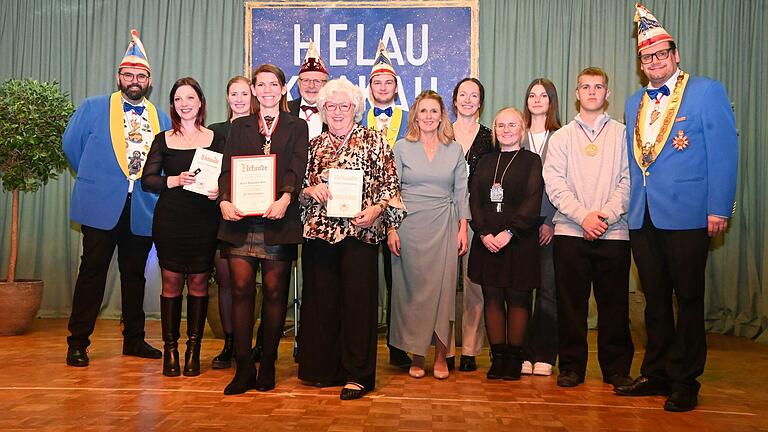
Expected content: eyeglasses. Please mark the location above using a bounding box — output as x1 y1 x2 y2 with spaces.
495 122 521 130
299 78 327 86
638 47 674 64
119 72 149 83
324 102 352 112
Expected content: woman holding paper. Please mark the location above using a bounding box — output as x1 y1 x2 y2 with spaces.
217 64 308 395
207 76 256 370
142 77 225 378
298 77 404 400
388 90 470 380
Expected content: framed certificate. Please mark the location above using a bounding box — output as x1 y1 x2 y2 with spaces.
326 168 364 218
231 155 276 216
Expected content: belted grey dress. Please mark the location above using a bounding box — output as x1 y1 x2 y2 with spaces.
389 139 471 356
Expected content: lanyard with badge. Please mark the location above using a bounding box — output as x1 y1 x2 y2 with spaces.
490 150 520 212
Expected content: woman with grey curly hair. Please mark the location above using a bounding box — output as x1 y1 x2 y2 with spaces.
297 77 405 400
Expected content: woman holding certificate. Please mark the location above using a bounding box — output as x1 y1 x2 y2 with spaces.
142 77 225 378
217 64 309 395
298 77 404 401
387 90 470 380
467 107 543 380
207 76 255 370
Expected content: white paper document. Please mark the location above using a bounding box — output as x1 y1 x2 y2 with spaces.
326 168 364 218
183 148 222 196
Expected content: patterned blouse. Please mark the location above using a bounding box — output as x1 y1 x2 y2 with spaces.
301 124 405 244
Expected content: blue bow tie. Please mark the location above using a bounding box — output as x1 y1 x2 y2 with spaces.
123 101 145 115
646 85 670 100
373 107 393 117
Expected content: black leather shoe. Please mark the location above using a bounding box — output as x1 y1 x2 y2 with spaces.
557 371 584 387
459 355 477 372
340 383 368 400
123 340 162 359
614 376 669 396
66 348 89 367
389 347 412 369
664 390 698 412
606 374 634 388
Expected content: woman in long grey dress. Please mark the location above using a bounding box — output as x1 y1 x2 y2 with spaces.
388 90 470 380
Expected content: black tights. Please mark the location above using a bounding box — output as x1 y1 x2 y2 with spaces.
229 257 291 363
482 286 531 346
214 251 233 333
161 269 209 298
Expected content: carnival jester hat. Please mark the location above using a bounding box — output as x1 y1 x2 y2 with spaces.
300 39 329 75
119 29 151 73
369 40 397 81
634 3 674 52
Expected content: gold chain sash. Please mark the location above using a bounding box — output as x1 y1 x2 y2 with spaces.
633 71 689 171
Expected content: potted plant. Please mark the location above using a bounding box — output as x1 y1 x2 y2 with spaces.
0 78 73 335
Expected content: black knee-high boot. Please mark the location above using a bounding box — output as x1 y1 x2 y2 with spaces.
487 343 507 380
161 296 182 377
183 295 208 377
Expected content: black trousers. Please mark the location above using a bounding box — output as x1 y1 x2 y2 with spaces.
297 237 379 390
553 235 634 379
524 241 558 364
67 197 153 350
630 211 710 393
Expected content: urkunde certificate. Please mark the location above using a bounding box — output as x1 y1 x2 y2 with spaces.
231 155 275 216
326 168 364 218
184 148 222 196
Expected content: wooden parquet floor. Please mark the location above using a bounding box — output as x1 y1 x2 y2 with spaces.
1 319 767 432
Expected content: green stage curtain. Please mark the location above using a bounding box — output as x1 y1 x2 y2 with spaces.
1 0 765 342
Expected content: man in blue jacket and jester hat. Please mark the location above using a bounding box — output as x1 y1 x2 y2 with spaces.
63 29 171 367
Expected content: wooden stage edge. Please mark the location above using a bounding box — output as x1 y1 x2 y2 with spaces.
1 318 767 432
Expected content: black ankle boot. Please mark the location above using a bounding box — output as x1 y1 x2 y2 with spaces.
161 296 182 377
255 356 276 391
183 295 208 377
504 345 523 381
212 333 234 369
224 356 257 395
487 343 507 380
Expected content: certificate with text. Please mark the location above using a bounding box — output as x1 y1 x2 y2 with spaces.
231 155 276 216
184 148 222 196
326 168 364 218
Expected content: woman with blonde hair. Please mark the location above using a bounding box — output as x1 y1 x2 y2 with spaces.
388 90 470 380
468 107 543 380
207 75 256 369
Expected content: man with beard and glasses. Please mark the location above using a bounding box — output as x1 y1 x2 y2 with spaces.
614 4 738 412
62 29 171 367
288 39 329 140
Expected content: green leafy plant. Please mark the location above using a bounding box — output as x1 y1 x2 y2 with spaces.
0 79 73 282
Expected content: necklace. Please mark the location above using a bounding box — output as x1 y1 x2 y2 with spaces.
259 110 280 155
576 121 608 157
329 125 355 154
490 149 520 212
527 131 549 156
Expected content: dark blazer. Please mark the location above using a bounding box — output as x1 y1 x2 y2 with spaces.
218 112 309 246
287 98 329 133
